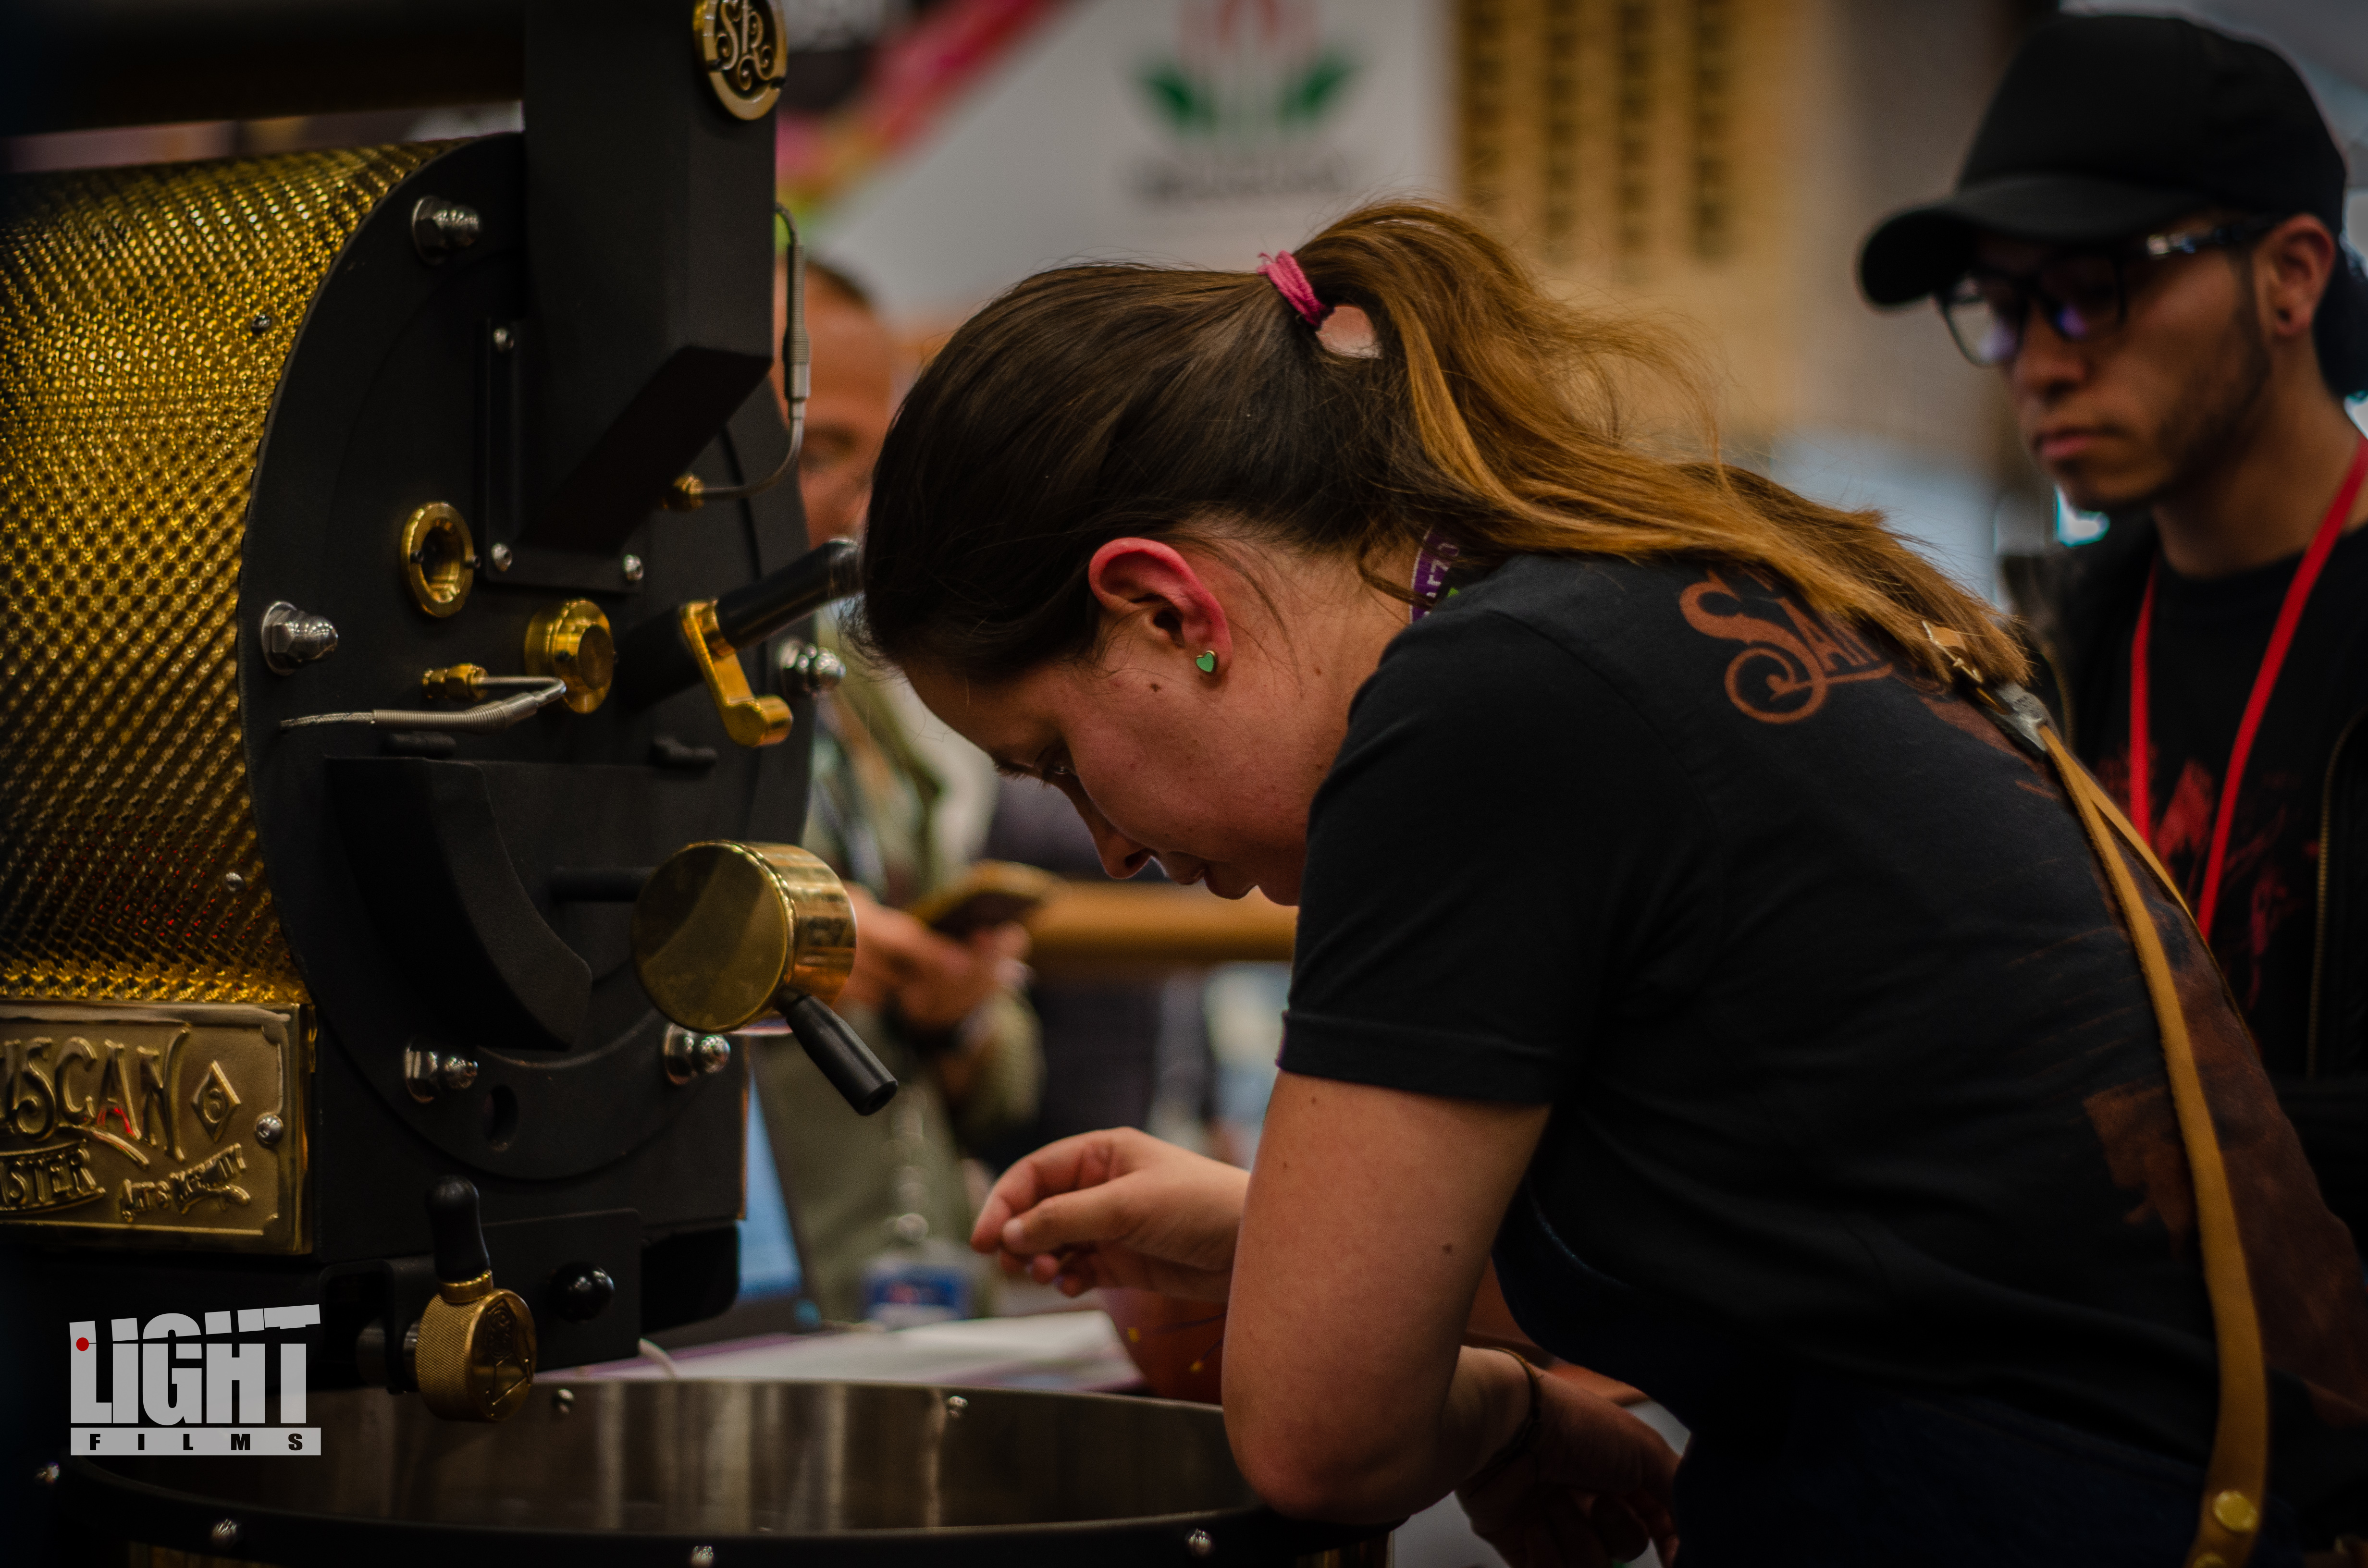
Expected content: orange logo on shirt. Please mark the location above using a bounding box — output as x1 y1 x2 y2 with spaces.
1679 569 1892 723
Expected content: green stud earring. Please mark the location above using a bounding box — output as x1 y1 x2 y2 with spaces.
1195 650 1217 674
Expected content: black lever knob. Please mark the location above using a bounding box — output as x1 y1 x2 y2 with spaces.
615 539 861 707
426 1176 493 1288
786 994 898 1116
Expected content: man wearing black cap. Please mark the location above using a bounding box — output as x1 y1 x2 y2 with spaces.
1862 15 2368 1267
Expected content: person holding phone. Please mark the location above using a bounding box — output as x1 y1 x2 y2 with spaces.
749 259 1043 1324
847 203 2368 1563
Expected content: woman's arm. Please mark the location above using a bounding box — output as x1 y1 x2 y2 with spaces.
1227 1071 1674 1556
1221 1072 1545 1519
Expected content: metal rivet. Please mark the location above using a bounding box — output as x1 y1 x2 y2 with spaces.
551 1387 576 1417
621 553 645 584
32 1462 58 1486
249 313 272 335
489 542 513 572
1186 1528 1214 1558
944 1395 967 1416
221 871 246 893
2210 1490 2259 1534
253 1114 284 1148
438 1056 479 1094
211 1519 241 1547
491 324 516 354
689 1548 715 1568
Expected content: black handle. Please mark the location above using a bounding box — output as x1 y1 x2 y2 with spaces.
426 1176 492 1286
615 539 861 707
714 537 860 647
785 994 898 1116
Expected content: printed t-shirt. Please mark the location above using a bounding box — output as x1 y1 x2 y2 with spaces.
1278 553 2368 1520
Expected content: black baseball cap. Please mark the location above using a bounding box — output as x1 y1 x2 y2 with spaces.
1859 14 2350 306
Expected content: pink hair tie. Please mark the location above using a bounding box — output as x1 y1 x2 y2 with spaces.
1257 250 1331 327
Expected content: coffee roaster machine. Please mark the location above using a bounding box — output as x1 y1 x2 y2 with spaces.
0 4 1384 1562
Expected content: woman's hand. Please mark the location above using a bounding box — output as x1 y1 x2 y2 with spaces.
839 886 1029 1034
1455 1374 1680 1568
969 1128 1247 1302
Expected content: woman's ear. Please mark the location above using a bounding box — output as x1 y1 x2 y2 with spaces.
1086 538 1233 673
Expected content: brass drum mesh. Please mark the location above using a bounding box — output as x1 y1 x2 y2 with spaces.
0 146 435 1003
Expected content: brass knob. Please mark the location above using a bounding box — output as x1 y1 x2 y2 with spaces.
413 1177 535 1422
524 599 616 713
401 502 477 618
414 1274 537 1422
631 842 854 1033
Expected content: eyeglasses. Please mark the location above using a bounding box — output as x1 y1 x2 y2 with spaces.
1939 218 2275 368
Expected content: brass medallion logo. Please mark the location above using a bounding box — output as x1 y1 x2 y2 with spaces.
693 0 789 121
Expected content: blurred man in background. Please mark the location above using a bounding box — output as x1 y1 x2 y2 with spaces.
750 258 1042 1323
1862 14 2368 1252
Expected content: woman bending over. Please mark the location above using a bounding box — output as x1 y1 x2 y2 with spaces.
852 203 2368 1567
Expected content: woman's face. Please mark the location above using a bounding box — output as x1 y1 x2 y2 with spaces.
903 538 1404 906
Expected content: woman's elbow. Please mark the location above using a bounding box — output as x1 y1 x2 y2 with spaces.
1230 1420 1406 1523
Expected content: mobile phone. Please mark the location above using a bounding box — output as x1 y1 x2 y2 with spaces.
904 860 1058 939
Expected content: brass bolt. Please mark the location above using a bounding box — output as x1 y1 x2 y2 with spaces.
2210 1490 2259 1534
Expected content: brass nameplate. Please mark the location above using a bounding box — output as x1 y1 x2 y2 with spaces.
0 1002 308 1253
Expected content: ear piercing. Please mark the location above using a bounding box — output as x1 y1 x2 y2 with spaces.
1195 650 1218 674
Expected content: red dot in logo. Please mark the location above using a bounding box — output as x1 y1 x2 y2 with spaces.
75 1337 89 1352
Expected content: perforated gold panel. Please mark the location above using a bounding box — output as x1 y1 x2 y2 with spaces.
0 146 435 1004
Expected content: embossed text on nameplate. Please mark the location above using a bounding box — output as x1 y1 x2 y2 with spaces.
0 1002 308 1253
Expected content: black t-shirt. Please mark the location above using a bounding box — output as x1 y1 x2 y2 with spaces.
2073 524 2368 1076
1280 554 2368 1516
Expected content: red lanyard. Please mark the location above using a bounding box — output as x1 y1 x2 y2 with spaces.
2127 440 2368 941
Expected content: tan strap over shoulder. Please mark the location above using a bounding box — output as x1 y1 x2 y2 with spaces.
2042 729 2268 1568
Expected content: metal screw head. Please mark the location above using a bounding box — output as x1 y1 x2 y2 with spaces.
491 324 516 354
944 1395 967 1417
411 197 483 262
249 312 272 335
253 1114 284 1148
696 1035 732 1075
1186 1528 1214 1558
437 1056 479 1093
621 553 645 584
402 1047 443 1104
32 1461 58 1486
221 871 247 893
551 1386 576 1416
776 639 847 698
211 1519 242 1547
891 1211 929 1246
689 1548 716 1568
259 601 340 673
489 542 513 572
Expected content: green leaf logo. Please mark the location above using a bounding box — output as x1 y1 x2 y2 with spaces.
1279 49 1357 126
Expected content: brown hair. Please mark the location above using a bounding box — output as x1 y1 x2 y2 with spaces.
856 199 2025 686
